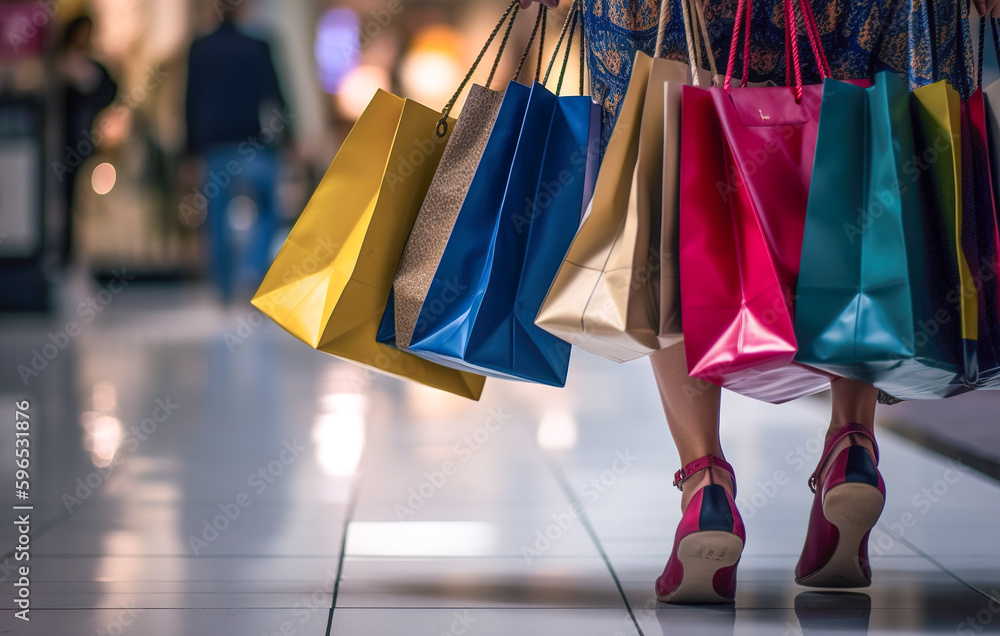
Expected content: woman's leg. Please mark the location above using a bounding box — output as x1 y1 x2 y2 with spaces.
649 341 731 511
818 377 879 481
652 341 744 603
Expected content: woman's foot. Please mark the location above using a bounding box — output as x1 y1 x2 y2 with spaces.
795 423 885 588
655 455 745 604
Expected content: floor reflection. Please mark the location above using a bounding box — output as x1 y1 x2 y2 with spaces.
794 591 872 634
0 287 998 634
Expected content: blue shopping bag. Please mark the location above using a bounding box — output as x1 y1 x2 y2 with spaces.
377 79 532 352
404 81 599 386
380 2 601 385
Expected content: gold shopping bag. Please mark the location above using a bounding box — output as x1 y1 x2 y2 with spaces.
251 89 486 399
535 0 715 362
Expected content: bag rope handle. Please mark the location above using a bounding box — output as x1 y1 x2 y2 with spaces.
726 0 830 99
515 5 548 82
691 0 721 83
579 1 587 94
723 0 752 89
785 0 804 100
555 1 583 95
542 2 578 87
796 0 831 78
437 0 520 137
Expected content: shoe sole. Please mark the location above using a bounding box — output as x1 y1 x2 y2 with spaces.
656 530 744 604
796 482 885 588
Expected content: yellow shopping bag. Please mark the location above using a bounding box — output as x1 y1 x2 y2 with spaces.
912 81 978 346
252 89 486 399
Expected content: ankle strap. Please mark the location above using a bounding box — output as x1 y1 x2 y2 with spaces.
808 423 879 493
673 455 736 496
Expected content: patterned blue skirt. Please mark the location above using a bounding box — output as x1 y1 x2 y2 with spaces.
583 0 976 149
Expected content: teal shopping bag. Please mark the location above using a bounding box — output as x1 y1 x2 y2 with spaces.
794 73 970 399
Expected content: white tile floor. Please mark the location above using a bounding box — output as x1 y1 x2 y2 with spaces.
1 286 999 635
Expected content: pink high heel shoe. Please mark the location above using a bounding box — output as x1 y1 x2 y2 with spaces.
656 455 745 604
795 423 885 588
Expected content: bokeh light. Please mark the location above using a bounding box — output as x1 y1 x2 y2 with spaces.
336 65 392 120
315 8 361 94
91 163 117 195
400 25 463 107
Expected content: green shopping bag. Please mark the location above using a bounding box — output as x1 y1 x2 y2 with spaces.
794 73 970 399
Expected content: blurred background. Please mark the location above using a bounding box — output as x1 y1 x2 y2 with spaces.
1 3 999 633
0 0 581 309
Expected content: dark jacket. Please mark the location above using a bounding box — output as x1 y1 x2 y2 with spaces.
185 21 286 155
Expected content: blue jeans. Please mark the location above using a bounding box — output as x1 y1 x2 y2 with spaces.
203 147 278 301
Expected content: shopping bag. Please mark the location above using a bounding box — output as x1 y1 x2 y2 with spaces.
253 3 551 400
679 0 834 403
794 73 968 399
915 78 977 384
535 0 715 361
253 89 485 398
968 17 1000 388
376 80 532 353
660 0 720 347
404 3 601 386
534 51 659 362
392 4 545 350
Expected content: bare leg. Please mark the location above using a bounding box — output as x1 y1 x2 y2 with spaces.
649 341 731 511
818 377 879 481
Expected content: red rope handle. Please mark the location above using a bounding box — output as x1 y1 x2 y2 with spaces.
728 0 828 95
797 0 831 78
784 2 792 89
800 0 833 79
724 0 749 90
786 0 804 100
741 0 752 87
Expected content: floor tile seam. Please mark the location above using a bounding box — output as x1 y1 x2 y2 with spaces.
325 459 366 635
892 532 1000 605
536 450 646 636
